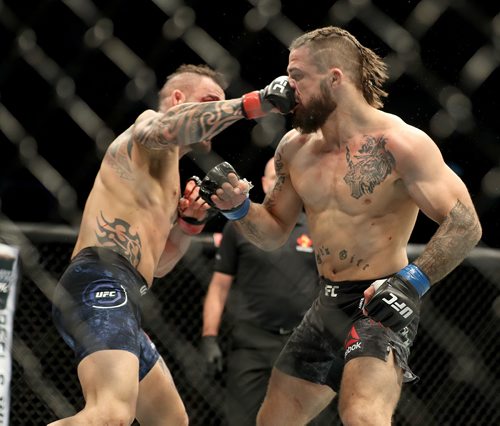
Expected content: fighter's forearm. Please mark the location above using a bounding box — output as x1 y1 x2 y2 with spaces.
234 203 289 251
413 200 482 284
135 99 244 149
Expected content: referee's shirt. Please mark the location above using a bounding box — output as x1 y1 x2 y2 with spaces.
214 214 319 333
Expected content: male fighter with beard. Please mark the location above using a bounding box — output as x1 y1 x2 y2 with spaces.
49 64 296 426
203 27 482 425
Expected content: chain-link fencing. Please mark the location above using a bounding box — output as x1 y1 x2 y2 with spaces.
1 223 499 425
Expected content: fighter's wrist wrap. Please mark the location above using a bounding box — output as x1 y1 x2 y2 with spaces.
221 198 250 220
241 91 266 119
397 263 430 297
177 216 205 235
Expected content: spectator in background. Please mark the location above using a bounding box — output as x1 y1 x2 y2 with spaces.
200 157 334 425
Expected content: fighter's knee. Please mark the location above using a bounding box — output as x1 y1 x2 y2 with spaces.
91 402 136 425
339 401 390 426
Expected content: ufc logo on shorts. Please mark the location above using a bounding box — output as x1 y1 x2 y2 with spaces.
325 285 339 297
95 291 117 298
382 293 413 318
271 77 288 93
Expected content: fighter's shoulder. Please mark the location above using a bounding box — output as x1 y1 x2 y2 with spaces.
276 129 310 155
136 109 161 122
383 114 435 151
381 114 442 170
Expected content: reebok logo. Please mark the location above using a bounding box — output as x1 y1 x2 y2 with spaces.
344 326 362 358
382 293 413 318
345 341 362 357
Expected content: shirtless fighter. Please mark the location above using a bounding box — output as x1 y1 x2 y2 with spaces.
49 64 296 425
201 27 482 426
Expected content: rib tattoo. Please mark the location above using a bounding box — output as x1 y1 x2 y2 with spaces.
95 212 142 267
106 140 135 180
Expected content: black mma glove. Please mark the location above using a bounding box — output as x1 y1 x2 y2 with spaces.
197 162 253 220
242 76 296 119
200 336 223 374
364 264 431 332
177 177 218 235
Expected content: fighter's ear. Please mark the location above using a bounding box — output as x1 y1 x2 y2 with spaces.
329 68 343 86
171 89 186 105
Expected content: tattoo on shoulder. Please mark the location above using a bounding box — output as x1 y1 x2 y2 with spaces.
95 212 142 267
344 135 395 199
105 140 135 180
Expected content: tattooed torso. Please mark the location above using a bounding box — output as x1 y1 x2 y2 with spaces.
73 131 181 284
269 131 419 281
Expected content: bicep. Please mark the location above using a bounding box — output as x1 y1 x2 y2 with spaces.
407 165 474 224
262 140 304 231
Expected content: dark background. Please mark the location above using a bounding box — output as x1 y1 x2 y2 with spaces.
1 0 499 247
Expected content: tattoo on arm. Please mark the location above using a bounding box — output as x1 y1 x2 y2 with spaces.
135 99 244 150
263 152 286 211
236 219 269 247
344 135 395 199
95 212 142 267
414 200 481 283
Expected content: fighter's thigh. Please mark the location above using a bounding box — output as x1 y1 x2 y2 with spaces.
339 350 403 414
257 368 336 426
77 350 140 416
136 357 188 426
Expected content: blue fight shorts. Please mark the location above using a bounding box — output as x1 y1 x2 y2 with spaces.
52 247 160 380
274 277 419 392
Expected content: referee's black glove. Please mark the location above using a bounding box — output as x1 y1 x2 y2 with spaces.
200 336 223 374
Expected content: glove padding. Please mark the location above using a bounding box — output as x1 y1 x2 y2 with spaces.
197 162 252 213
364 274 420 332
200 336 223 374
242 76 296 119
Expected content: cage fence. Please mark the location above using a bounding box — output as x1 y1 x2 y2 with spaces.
0 223 499 426
1 0 499 425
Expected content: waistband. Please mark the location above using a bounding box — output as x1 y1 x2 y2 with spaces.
72 246 149 292
319 276 382 292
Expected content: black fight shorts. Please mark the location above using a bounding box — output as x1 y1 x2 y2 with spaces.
275 277 418 392
52 247 160 380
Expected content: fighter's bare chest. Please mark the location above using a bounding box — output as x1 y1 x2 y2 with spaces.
292 135 398 210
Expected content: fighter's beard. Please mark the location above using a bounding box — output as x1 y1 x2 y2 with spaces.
292 81 336 134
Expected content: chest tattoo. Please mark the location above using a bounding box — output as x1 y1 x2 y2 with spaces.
343 135 395 199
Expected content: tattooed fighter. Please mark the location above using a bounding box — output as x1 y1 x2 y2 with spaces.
208 27 482 425
49 64 296 426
